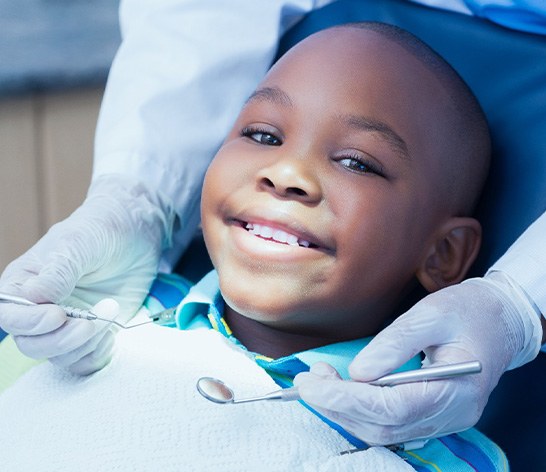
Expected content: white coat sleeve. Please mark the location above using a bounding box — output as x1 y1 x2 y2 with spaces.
488 210 546 361
93 0 334 267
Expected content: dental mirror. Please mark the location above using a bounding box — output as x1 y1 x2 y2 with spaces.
196 377 300 404
197 360 481 405
197 377 236 404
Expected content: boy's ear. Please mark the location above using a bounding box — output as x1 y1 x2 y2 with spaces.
416 217 482 292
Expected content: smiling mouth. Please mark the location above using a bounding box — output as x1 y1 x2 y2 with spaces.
242 222 318 249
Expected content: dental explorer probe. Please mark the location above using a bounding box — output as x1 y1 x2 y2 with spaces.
0 292 178 329
0 292 132 329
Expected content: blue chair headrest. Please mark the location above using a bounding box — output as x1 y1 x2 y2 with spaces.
277 0 546 277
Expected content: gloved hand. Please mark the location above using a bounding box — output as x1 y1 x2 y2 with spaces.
0 174 174 375
294 272 543 445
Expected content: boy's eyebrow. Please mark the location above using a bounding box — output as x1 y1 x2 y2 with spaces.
246 87 409 159
340 114 410 159
246 86 294 108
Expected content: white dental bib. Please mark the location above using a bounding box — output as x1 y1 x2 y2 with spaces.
0 323 412 471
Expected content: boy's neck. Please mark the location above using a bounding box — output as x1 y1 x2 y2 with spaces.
223 305 342 359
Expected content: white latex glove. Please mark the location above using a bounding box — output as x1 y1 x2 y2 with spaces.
294 273 542 445
0 174 174 375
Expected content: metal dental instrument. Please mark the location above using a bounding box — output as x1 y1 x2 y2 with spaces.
0 291 179 329
367 359 482 386
0 292 137 329
197 377 301 404
196 360 482 405
0 291 177 329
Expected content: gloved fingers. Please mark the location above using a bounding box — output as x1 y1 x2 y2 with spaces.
420 345 481 369
12 319 98 359
343 390 475 445
0 303 66 336
0 225 92 303
296 374 480 444
0 251 81 307
91 298 120 320
294 378 394 444
294 362 341 388
349 303 457 381
18 254 81 305
0 255 42 286
309 361 342 379
69 329 116 375
49 299 120 373
297 377 398 423
297 375 461 427
313 407 436 446
51 327 116 376
68 278 148 322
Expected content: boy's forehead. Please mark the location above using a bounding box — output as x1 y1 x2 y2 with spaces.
268 27 422 83
256 26 447 132
256 25 448 123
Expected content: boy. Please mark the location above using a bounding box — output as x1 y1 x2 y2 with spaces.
0 23 505 471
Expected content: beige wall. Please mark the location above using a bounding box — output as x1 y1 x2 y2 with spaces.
0 88 104 273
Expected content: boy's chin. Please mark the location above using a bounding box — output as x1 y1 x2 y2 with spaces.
219 265 306 299
222 289 301 325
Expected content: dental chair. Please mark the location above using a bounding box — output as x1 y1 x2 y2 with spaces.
271 0 546 469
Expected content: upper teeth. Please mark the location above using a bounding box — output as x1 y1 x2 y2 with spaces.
245 223 311 248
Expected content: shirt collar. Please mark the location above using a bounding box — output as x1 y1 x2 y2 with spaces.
174 270 420 381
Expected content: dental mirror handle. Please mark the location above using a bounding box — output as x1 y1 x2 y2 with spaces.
232 386 300 404
239 360 481 404
0 293 37 307
368 360 482 386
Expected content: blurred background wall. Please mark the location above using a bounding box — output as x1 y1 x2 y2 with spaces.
0 0 120 272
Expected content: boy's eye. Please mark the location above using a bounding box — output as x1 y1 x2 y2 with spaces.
337 154 384 177
241 127 282 146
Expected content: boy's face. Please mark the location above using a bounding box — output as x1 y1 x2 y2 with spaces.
201 28 457 340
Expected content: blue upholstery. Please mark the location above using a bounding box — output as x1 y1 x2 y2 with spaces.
275 1 546 469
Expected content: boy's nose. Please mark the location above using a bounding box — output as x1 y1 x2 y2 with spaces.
256 158 322 203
